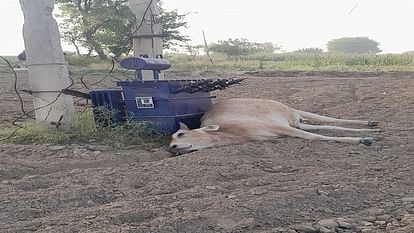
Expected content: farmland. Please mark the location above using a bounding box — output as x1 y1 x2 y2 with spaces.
1 59 414 232
165 52 414 73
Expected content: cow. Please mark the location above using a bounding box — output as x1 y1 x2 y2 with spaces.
168 98 380 155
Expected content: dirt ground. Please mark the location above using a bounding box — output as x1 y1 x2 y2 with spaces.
0 69 413 233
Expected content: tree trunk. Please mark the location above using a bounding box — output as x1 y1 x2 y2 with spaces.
86 47 93 57
71 40 81 56
94 44 107 60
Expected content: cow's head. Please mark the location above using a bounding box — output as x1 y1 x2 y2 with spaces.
168 122 220 156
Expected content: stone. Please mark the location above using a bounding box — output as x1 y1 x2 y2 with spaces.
291 223 318 232
360 216 376 222
317 190 329 196
286 230 297 233
385 222 399 231
364 208 385 216
402 197 414 203
1 180 10 185
361 228 374 233
323 208 334 214
317 219 338 229
50 145 66 151
358 221 374 227
319 226 334 233
376 215 391 221
337 220 354 229
374 221 387 227
86 145 111 152
250 188 268 195
227 194 236 199
401 214 414 225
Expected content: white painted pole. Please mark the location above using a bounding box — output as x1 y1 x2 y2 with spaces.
19 0 75 127
129 0 164 80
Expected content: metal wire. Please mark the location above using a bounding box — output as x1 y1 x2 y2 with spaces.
0 0 158 142
0 56 75 141
80 59 120 90
115 0 154 57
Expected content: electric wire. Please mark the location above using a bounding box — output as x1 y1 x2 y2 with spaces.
115 0 154 58
1 0 157 142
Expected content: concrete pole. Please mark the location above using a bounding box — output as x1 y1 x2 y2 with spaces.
129 0 164 80
19 0 75 127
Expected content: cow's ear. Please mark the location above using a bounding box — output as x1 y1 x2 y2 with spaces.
200 125 220 132
179 122 190 130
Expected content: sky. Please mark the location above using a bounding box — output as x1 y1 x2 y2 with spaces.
1 0 413 55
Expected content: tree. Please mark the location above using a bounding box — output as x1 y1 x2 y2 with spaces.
157 4 189 49
209 38 280 59
56 0 188 59
327 37 381 54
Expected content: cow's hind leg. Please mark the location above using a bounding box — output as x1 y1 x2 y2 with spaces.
298 123 381 132
295 110 379 127
279 127 374 146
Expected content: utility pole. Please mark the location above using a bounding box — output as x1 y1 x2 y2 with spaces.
129 0 164 80
19 0 75 127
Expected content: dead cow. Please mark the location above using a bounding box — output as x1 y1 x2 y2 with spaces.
168 98 380 155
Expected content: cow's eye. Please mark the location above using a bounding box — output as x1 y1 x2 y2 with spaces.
177 133 185 137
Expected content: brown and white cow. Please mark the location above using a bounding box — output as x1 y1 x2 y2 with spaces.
168 98 380 155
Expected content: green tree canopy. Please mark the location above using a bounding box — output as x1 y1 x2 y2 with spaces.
209 38 280 58
327 37 382 54
56 0 188 59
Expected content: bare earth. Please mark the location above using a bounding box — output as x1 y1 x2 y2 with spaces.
0 70 413 233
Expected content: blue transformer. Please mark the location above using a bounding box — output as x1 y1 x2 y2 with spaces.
89 57 213 134
89 89 126 126
118 80 213 134
90 80 213 134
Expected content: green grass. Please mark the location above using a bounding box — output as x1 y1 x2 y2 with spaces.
5 52 414 73
164 52 414 73
61 52 414 73
0 109 168 150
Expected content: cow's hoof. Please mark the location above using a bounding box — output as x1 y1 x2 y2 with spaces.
368 121 379 127
360 137 374 146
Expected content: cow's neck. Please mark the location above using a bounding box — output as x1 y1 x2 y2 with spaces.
206 130 250 147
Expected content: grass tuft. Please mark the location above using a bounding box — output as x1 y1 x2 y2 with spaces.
0 109 168 150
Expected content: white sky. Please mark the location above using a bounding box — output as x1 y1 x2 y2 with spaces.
1 0 413 55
